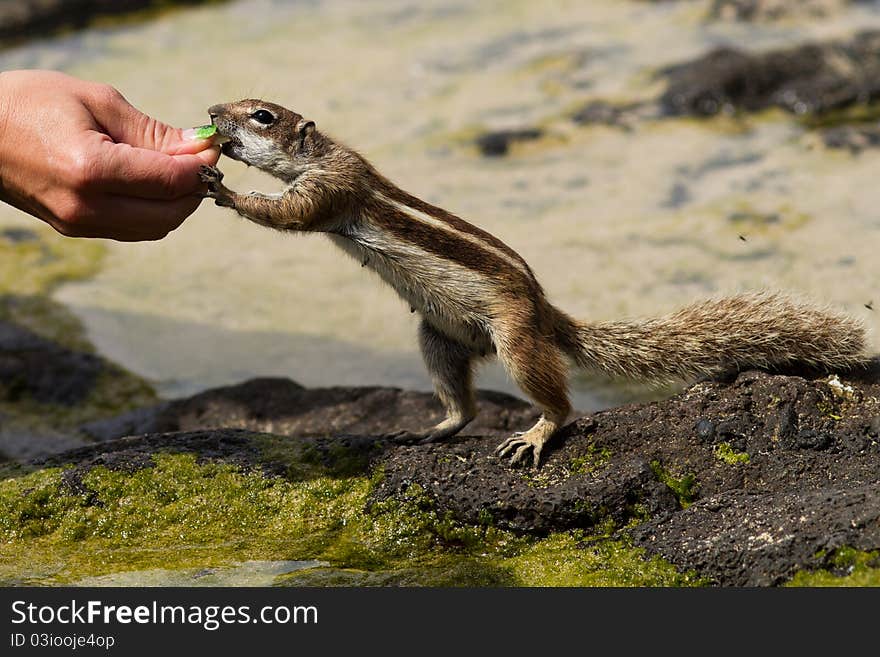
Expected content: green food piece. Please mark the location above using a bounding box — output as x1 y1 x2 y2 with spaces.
193 124 218 139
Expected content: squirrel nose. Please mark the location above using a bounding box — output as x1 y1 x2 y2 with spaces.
207 104 225 121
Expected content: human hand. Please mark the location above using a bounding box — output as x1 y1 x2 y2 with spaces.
0 70 220 241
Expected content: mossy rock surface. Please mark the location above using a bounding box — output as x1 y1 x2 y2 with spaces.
2 360 880 586
2 224 879 588
78 376 540 443
708 0 857 23
659 31 880 118
0 429 697 587
0 1 227 47
0 229 156 462
559 27 880 151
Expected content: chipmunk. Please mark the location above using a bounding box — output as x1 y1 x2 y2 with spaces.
198 99 868 466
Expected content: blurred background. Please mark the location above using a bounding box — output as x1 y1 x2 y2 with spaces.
1 0 879 411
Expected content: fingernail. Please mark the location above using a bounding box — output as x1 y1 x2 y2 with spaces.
183 125 217 140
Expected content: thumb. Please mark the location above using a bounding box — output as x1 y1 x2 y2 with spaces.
87 85 217 157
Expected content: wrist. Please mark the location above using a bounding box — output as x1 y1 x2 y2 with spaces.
0 71 13 197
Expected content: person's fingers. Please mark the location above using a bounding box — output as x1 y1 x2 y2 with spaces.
102 193 203 238
194 145 221 166
85 82 218 156
86 84 175 152
53 192 203 241
91 138 214 200
49 222 169 242
167 134 223 157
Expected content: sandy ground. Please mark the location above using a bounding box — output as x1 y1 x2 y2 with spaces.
2 0 879 407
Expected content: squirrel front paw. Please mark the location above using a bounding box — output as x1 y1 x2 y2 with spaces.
198 165 224 185
198 165 234 208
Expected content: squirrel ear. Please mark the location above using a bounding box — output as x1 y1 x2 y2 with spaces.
296 119 316 150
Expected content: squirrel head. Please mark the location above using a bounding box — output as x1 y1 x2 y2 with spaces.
207 100 320 179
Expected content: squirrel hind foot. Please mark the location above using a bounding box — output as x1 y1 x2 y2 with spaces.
495 416 560 468
385 415 475 445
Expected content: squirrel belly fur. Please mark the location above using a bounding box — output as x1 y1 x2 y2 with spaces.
198 99 868 467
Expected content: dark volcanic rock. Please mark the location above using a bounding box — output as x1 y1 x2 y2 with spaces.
80 376 540 442
0 228 39 243
28 364 880 585
821 124 880 152
629 486 880 586
0 320 102 405
475 128 543 157
660 31 880 117
0 0 216 45
709 0 858 22
571 101 639 128
38 428 286 477
375 441 680 534
377 366 880 583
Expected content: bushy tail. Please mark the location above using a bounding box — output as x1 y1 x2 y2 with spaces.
560 291 868 381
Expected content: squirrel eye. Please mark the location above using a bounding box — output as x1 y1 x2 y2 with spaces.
251 109 275 125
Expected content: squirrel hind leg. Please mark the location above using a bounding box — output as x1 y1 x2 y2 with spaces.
493 322 572 467
389 319 479 444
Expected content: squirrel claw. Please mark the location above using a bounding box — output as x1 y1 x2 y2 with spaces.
496 434 542 468
385 424 463 444
198 165 224 184
384 429 423 444
199 166 234 207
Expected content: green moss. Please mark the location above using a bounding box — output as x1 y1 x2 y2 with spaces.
650 460 699 508
0 227 104 353
477 507 494 527
799 103 880 130
717 200 812 238
286 535 706 586
567 444 612 476
253 435 381 483
0 294 93 354
625 502 652 527
787 548 880 587
0 229 157 429
0 1 232 51
0 452 376 583
280 561 516 587
0 228 105 298
501 532 700 586
0 446 702 586
0 336 157 441
1 363 157 432
713 442 750 465
815 399 842 420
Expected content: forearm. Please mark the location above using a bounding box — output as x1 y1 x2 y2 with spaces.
233 191 317 230
0 71 61 222
200 165 324 231
0 71 11 191
0 72 26 211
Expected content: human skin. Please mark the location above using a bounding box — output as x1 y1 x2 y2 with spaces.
0 70 219 241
